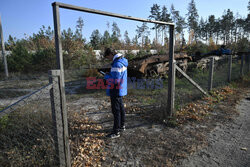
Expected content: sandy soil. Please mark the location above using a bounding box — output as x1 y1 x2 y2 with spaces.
68 87 250 166
1 77 249 166
178 90 250 167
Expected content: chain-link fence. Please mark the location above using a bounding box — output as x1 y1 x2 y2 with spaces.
0 70 71 167
175 54 250 109
0 73 49 108
1 53 248 166
0 83 59 166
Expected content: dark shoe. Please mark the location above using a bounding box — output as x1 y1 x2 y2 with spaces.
119 126 126 132
106 132 120 139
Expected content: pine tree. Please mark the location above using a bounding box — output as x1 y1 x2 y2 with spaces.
160 5 172 45
208 15 216 39
75 17 84 41
198 17 207 42
124 31 131 47
111 22 121 43
61 28 74 53
170 4 186 46
6 35 16 50
101 30 111 47
132 35 139 48
136 23 150 48
170 4 178 23
149 4 161 44
248 0 250 12
186 0 199 41
221 9 234 44
234 13 243 42
90 29 102 49
214 18 221 45
245 1 250 38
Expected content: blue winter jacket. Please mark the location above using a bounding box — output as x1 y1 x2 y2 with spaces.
104 53 128 97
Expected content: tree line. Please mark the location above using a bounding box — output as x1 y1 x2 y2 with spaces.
1 0 249 73
88 0 250 51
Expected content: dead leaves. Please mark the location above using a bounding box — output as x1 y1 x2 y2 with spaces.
68 111 106 167
176 102 209 123
126 105 144 114
176 86 234 125
207 86 234 103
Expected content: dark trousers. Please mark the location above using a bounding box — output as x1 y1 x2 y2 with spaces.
110 96 125 133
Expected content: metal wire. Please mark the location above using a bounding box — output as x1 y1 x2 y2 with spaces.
0 82 63 166
175 54 249 109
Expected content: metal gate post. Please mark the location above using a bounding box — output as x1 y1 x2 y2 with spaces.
167 25 175 117
228 55 232 83
208 57 214 92
240 54 244 77
52 3 71 167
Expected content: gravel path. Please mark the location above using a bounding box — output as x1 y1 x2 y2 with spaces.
178 90 250 167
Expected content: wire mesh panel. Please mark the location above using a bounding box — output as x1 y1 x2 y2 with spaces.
0 74 50 108
175 62 209 109
212 56 229 88
175 54 249 110
126 76 167 119
0 84 61 166
231 55 243 81
242 54 250 75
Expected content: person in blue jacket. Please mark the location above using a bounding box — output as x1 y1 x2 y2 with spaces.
104 48 128 139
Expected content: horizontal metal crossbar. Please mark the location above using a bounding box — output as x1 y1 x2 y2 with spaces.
52 2 175 26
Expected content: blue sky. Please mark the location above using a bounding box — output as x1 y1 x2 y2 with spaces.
0 0 249 42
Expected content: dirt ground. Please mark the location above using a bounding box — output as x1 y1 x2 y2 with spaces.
178 90 250 167
67 81 250 167
1 75 249 166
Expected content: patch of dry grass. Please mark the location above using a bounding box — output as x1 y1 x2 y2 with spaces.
0 101 57 166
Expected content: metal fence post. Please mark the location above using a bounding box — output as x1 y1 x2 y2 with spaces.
208 57 214 92
52 3 71 167
245 52 250 72
49 70 66 166
0 15 9 78
167 25 175 118
240 54 244 77
248 54 250 72
228 55 232 83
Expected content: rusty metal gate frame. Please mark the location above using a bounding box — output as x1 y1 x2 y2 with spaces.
52 2 175 166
